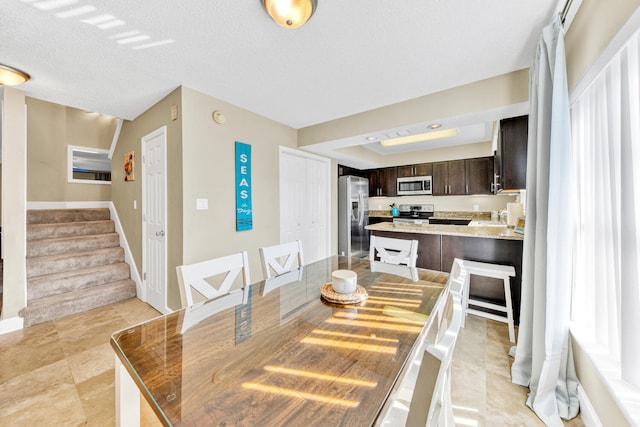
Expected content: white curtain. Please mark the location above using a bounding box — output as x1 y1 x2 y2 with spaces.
510 15 580 425
571 26 640 388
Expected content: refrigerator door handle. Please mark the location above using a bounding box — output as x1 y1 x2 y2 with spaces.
358 192 365 226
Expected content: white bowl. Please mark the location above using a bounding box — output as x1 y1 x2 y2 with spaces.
332 270 357 294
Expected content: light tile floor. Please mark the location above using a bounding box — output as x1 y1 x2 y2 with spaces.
452 315 584 427
0 298 585 426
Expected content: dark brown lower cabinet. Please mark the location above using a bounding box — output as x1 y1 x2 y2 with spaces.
371 231 523 324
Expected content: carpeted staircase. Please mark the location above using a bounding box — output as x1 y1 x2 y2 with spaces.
20 208 137 327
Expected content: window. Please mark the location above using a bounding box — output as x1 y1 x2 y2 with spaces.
68 145 111 184
570 21 640 414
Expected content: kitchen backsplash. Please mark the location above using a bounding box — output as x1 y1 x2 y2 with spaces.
369 193 521 214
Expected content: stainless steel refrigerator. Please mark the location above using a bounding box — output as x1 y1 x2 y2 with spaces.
338 175 369 257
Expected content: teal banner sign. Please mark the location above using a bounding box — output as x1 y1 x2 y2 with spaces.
235 141 252 231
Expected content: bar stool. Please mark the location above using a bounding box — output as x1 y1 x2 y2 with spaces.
459 259 516 343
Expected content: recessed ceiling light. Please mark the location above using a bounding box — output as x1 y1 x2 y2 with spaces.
428 123 442 129
366 136 376 141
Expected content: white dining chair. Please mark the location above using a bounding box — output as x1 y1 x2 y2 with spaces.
379 277 463 427
259 240 304 279
176 251 250 308
369 235 418 267
447 258 468 299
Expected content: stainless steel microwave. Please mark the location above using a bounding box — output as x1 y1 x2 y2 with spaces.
397 175 432 195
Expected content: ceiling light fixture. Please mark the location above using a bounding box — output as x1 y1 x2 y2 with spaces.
366 136 376 141
380 128 458 147
262 0 317 29
428 123 442 129
0 64 30 86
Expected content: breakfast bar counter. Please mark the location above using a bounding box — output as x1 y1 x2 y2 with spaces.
366 222 524 324
366 221 524 241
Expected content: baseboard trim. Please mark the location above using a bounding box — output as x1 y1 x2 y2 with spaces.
0 316 24 334
27 201 110 209
577 382 602 427
108 202 143 299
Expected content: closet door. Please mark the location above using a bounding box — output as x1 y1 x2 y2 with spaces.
279 151 306 244
304 156 328 263
279 148 330 264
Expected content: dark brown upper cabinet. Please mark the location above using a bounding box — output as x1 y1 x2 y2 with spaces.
396 163 433 178
432 160 465 195
337 164 367 178
495 115 528 192
465 157 494 195
367 167 397 197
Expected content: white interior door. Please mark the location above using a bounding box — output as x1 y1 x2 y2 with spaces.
279 147 330 264
304 157 328 263
142 126 168 314
280 151 305 243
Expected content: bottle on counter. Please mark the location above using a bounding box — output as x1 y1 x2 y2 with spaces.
499 210 508 223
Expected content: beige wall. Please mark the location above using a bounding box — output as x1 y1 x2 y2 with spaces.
180 87 297 301
0 163 2 225
1 87 27 320
565 0 640 90
112 87 183 311
26 98 116 202
564 1 640 425
298 70 529 148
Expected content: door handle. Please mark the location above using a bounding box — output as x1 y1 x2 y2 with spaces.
156 230 165 236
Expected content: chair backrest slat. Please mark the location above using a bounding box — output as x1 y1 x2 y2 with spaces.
259 240 304 279
369 235 418 267
176 251 250 308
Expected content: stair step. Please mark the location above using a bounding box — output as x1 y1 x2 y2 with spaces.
20 279 137 327
27 233 120 258
27 208 111 225
26 247 124 278
28 263 131 300
27 220 115 241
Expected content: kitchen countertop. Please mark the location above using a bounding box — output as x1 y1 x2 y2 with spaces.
366 221 524 241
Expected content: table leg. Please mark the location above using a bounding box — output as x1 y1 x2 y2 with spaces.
115 354 140 427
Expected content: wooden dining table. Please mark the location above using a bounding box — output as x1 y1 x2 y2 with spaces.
111 255 446 426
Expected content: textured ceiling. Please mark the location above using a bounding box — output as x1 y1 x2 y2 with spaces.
2 0 561 159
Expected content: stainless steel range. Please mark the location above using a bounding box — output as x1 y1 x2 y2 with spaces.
393 204 435 224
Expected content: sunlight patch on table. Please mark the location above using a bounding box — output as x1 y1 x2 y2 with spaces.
242 382 360 408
